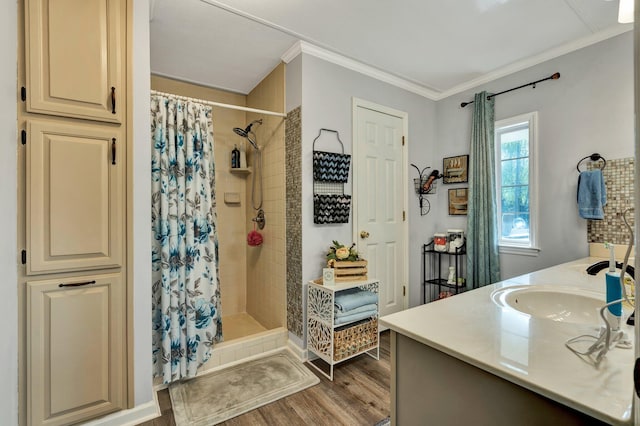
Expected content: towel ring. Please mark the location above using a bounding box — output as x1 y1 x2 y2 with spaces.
576 153 606 172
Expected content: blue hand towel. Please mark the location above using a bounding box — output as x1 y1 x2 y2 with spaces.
577 170 606 220
334 309 377 325
334 289 378 312
334 303 378 319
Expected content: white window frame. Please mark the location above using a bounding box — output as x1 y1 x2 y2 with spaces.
495 112 540 256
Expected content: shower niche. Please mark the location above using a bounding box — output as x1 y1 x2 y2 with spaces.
230 167 252 176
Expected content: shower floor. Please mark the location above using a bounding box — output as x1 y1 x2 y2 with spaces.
222 312 267 341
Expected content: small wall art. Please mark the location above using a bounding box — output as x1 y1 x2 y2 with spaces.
443 154 469 184
448 188 468 215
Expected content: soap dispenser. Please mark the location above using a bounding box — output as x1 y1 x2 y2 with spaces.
239 144 247 168
231 144 240 168
446 266 456 285
604 243 622 330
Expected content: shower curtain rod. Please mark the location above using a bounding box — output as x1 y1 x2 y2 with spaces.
150 89 287 117
460 72 561 108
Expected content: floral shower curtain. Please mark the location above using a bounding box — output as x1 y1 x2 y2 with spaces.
466 91 501 288
151 95 223 384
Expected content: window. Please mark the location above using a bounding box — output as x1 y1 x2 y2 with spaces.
495 112 538 254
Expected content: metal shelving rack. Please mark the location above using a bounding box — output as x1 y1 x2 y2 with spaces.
422 240 466 304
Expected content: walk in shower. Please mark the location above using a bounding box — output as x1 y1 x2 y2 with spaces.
215 105 288 370
150 64 287 378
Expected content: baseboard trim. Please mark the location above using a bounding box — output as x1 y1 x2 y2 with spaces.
287 335 307 361
83 393 160 426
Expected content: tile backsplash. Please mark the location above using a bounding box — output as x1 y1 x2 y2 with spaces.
285 106 303 339
587 157 635 244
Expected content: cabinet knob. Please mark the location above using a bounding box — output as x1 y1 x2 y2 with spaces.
360 230 370 239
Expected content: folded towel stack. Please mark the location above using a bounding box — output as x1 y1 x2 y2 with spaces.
334 288 377 325
577 169 606 220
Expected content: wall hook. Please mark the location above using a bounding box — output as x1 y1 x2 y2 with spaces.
410 164 442 216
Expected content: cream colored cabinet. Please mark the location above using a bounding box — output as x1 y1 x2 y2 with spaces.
26 118 123 275
27 272 125 426
25 0 125 123
20 0 129 424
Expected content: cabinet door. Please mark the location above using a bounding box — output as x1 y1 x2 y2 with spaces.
27 273 125 426
25 0 125 123
26 119 123 275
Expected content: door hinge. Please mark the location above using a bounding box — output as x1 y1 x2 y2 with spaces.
403 286 406 297
402 136 405 146
21 250 26 265
402 210 406 221
20 87 26 102
21 130 26 145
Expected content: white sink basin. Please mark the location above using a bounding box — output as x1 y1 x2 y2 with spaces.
491 285 606 325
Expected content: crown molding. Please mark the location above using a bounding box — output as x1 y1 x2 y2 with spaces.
280 42 302 64
205 0 631 102
282 23 631 102
435 24 633 100
280 41 302 64
281 41 440 100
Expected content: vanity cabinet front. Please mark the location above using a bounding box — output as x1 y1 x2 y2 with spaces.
25 0 125 123
25 118 124 275
26 272 126 426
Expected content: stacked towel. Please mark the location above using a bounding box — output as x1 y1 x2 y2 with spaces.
334 303 377 325
334 288 377 312
334 289 377 325
577 170 606 220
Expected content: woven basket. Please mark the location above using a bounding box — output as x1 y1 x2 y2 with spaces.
333 318 378 361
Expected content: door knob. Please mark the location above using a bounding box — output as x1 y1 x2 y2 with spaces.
360 230 370 239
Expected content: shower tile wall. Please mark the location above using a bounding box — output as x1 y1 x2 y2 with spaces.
587 157 635 244
285 106 303 339
150 75 249 317
245 63 287 330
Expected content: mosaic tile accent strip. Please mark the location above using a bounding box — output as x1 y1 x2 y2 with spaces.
587 157 635 244
285 106 303 338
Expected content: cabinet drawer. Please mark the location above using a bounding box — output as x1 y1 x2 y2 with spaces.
26 118 124 274
26 272 125 426
25 0 125 123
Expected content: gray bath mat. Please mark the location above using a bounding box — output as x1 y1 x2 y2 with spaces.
169 350 320 425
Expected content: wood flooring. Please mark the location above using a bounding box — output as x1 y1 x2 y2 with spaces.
138 330 391 426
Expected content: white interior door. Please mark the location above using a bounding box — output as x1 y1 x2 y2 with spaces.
354 100 407 318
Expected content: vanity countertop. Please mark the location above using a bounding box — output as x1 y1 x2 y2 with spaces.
379 257 635 425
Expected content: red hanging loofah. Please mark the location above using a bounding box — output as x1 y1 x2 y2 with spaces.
247 230 263 246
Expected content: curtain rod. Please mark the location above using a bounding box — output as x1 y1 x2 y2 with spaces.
150 90 287 117
460 72 561 108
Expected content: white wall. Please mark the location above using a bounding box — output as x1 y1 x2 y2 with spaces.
433 32 634 280
300 54 437 307
0 2 154 422
286 54 302 112
0 0 18 423
132 0 153 407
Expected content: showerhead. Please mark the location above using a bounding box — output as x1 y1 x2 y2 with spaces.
233 119 262 149
233 127 249 138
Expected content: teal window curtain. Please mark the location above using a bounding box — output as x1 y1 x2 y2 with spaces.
466 91 501 288
151 95 223 384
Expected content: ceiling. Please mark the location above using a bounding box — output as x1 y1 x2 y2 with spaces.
149 0 631 98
